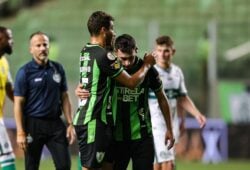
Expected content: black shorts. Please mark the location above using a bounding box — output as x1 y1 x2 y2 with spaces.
74 119 112 169
113 136 154 170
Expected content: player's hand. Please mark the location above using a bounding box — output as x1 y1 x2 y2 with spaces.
75 83 90 100
17 132 27 152
165 131 175 150
195 114 206 128
143 52 156 67
66 124 76 145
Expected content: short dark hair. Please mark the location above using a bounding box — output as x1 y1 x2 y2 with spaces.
0 26 8 34
156 35 174 47
0 26 8 32
29 31 49 40
87 11 114 36
115 34 137 54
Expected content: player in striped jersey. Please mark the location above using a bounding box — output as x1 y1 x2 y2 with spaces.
111 34 174 170
74 11 157 170
0 26 16 170
76 34 175 170
148 35 206 170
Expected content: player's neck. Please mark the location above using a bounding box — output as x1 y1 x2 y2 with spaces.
0 51 4 57
157 62 170 69
90 36 104 47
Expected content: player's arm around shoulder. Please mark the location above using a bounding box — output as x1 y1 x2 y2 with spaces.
114 53 156 89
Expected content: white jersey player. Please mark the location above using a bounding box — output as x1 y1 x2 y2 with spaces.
149 35 206 170
149 64 186 162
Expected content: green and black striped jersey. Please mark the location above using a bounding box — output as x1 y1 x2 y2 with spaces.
113 57 162 141
73 44 123 125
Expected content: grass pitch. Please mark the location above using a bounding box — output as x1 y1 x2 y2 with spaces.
14 156 250 170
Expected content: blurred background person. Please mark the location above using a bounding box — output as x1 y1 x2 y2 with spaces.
148 35 206 170
14 31 75 170
0 26 16 170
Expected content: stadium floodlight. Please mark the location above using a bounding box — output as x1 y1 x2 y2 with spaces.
224 41 250 61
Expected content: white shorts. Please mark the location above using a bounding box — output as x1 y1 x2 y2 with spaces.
0 119 14 156
150 102 179 163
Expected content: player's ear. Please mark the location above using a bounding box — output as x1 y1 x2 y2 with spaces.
99 27 106 37
172 48 176 55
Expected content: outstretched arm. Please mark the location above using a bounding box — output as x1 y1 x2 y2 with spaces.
155 88 175 150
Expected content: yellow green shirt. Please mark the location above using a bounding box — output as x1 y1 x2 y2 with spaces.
0 56 10 118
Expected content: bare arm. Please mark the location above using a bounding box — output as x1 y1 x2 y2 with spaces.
178 96 206 128
5 82 14 101
114 53 155 89
177 101 186 136
6 71 14 101
155 88 175 149
61 91 75 145
14 96 27 151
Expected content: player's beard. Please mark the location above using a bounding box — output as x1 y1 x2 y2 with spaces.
4 45 12 55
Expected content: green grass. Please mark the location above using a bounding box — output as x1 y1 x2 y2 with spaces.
14 156 250 170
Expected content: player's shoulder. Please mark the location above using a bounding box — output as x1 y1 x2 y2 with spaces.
0 56 9 67
171 63 181 70
20 60 33 70
49 60 62 67
106 51 117 61
49 60 65 73
171 63 183 73
0 55 7 62
16 61 32 77
85 44 106 55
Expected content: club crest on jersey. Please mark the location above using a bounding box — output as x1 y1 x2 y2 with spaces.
4 142 9 149
53 73 61 83
107 52 116 61
96 152 105 163
111 60 121 69
160 151 169 159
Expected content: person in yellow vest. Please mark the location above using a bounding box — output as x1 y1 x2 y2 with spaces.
0 26 16 170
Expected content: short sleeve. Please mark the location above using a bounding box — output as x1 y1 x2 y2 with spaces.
14 68 27 96
97 51 123 78
57 63 68 92
178 68 188 96
148 67 162 92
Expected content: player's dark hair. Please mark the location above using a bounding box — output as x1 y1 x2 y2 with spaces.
87 11 114 36
115 34 137 54
156 35 174 47
0 26 8 34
